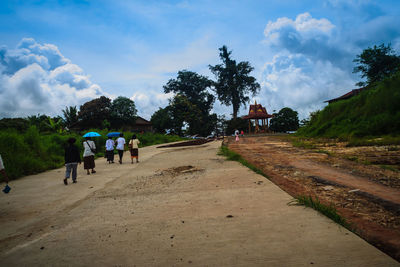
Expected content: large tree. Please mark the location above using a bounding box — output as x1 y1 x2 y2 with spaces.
78 96 112 129
270 107 299 133
110 96 137 129
168 94 202 136
353 43 400 87
163 70 216 136
163 70 214 113
209 45 260 119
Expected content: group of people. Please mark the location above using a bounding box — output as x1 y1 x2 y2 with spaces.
63 133 140 185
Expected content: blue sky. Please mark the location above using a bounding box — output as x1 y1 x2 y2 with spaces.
1 0 399 119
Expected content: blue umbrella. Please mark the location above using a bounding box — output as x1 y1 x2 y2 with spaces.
107 132 120 137
83 132 101 137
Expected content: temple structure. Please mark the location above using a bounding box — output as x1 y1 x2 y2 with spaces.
242 101 273 134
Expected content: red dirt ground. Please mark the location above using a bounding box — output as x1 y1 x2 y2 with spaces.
227 135 400 262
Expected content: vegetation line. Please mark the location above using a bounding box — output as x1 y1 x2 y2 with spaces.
289 195 351 229
219 144 352 230
218 144 269 179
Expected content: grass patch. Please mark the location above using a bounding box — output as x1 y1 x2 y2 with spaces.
218 145 269 179
290 195 351 229
315 149 333 156
345 155 358 162
291 139 317 149
346 136 400 147
379 165 399 172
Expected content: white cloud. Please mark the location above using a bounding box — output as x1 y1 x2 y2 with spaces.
0 38 107 118
259 54 354 119
260 13 359 119
131 91 173 120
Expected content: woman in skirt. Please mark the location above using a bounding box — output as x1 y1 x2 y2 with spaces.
128 134 140 163
83 137 96 175
105 136 115 163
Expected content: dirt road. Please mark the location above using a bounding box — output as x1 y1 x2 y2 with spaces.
0 141 398 266
228 135 400 262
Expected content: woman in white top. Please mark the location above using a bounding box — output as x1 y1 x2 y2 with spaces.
128 134 141 163
83 137 96 175
115 133 126 164
105 136 115 164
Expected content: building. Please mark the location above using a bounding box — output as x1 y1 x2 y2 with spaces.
132 116 153 133
242 101 273 134
324 87 367 104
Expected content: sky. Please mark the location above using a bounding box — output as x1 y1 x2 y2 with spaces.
0 0 399 120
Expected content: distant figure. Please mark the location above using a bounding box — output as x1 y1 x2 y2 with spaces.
129 134 141 163
83 137 96 175
64 137 81 185
241 130 244 136
105 136 115 164
235 129 239 142
115 133 126 164
0 154 10 193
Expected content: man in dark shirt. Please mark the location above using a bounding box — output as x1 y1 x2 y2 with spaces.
64 137 81 185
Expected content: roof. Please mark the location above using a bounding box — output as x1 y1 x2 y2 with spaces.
242 102 273 119
324 87 367 104
135 116 152 125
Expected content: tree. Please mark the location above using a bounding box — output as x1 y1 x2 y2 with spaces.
164 70 214 112
163 70 215 136
78 96 112 129
168 94 202 136
62 106 78 129
209 45 260 119
110 96 137 129
226 117 248 135
270 107 299 133
151 107 174 134
353 43 400 86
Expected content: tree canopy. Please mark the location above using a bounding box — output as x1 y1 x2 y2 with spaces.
353 43 400 87
163 70 215 113
270 107 299 133
163 70 216 136
209 45 260 119
110 96 137 129
78 96 112 129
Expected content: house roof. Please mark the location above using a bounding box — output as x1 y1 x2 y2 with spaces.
324 87 367 104
135 116 152 125
242 101 273 119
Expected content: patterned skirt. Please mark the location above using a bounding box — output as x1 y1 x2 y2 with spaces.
83 155 95 169
130 148 139 158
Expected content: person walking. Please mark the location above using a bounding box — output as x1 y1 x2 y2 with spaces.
0 154 11 193
64 137 81 185
128 134 141 163
235 129 240 142
115 133 126 164
105 136 115 164
83 137 96 175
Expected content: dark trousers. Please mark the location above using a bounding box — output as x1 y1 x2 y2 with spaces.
118 150 124 162
106 150 114 162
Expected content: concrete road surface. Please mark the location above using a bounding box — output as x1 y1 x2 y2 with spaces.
0 141 398 266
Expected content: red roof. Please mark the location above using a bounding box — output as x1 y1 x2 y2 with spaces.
242 102 273 119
